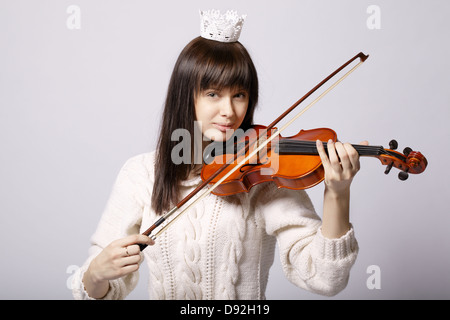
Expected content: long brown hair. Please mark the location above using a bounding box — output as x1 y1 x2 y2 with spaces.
151 36 259 215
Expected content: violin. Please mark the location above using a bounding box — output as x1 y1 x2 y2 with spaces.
138 52 428 250
201 125 427 196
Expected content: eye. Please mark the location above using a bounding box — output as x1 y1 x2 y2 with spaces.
205 90 219 98
234 92 247 99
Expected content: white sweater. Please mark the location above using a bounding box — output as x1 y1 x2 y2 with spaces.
72 152 358 300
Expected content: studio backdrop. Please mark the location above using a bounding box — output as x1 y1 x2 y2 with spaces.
0 0 449 299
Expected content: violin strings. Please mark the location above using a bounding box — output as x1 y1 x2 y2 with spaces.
276 140 386 156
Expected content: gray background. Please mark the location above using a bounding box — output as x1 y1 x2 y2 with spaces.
1 0 449 299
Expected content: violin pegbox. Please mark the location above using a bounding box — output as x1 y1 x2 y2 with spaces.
381 139 428 180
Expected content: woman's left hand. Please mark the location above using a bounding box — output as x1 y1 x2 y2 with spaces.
316 139 369 195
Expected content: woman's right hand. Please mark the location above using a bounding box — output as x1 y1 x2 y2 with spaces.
83 234 154 298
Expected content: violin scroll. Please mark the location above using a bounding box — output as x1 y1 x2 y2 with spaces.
380 139 428 181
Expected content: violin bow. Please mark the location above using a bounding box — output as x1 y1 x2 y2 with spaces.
139 52 369 250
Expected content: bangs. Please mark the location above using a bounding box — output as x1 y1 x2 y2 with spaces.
196 42 255 94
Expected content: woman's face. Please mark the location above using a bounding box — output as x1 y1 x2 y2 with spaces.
194 87 249 142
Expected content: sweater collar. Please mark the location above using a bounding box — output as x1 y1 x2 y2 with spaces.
180 174 202 187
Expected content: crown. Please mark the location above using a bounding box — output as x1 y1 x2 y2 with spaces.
199 10 247 43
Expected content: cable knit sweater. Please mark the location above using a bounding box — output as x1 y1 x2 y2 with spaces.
72 152 358 300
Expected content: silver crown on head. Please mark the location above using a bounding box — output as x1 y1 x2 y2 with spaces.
199 10 247 43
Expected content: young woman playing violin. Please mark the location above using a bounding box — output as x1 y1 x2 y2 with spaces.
72 10 368 300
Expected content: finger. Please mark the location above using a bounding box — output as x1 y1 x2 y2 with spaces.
316 140 331 170
343 143 360 171
125 244 141 256
120 246 133 258
119 264 140 276
113 260 141 278
116 245 137 258
326 140 342 172
115 234 154 248
119 254 142 267
334 142 352 171
359 140 369 146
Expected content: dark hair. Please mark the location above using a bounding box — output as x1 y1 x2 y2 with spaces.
151 36 259 215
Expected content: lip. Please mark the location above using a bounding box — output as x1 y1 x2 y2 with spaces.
213 123 235 132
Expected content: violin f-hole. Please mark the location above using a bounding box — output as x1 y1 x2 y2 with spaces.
239 157 270 173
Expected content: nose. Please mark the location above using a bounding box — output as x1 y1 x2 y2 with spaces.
219 97 235 118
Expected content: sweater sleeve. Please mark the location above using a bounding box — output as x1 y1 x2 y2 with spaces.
72 154 152 300
254 183 359 296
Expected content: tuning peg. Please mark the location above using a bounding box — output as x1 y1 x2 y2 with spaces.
398 171 409 181
403 147 412 156
389 139 398 150
384 162 394 174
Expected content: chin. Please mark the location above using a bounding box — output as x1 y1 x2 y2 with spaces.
204 129 235 142
207 134 227 142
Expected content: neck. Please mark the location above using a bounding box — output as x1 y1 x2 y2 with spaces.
277 140 397 159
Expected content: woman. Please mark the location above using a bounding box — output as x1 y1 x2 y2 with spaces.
72 10 363 300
